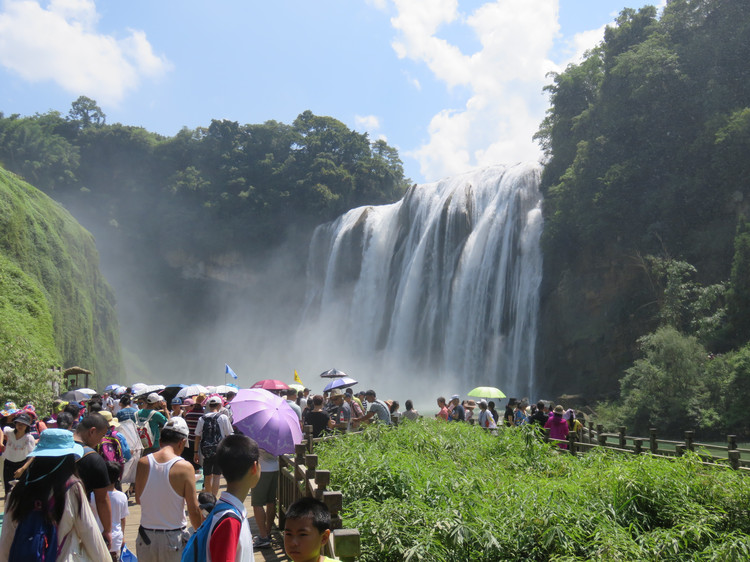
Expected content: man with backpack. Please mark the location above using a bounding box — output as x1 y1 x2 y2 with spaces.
136 393 169 455
194 396 233 497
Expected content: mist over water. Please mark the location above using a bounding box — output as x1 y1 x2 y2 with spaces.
296 163 543 401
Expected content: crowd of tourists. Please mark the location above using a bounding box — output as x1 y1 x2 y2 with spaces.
0 387 343 561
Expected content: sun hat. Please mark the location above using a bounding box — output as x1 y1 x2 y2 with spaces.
29 428 84 459
1 401 19 417
163 416 189 438
478 399 488 406
146 392 162 404
99 410 119 427
451 394 460 400
465 400 476 409
329 388 344 397
14 412 32 427
554 405 564 414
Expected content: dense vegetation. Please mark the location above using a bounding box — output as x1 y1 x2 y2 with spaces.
0 166 122 402
535 0 750 435
0 101 409 259
317 421 750 561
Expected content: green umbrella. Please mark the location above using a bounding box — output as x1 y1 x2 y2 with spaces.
467 386 506 399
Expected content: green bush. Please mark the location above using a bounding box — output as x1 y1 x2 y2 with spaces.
316 421 750 561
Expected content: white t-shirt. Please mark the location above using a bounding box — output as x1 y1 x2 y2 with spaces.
2 426 36 463
195 411 234 449
90 489 130 553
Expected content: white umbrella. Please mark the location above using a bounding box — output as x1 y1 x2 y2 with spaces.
130 382 148 395
213 384 239 394
175 384 208 399
75 388 97 395
135 384 166 397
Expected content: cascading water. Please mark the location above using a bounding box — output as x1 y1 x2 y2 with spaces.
297 163 543 399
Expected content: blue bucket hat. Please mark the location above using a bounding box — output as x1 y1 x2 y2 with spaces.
29 428 84 459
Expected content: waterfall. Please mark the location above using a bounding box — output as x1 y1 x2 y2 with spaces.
298 163 543 399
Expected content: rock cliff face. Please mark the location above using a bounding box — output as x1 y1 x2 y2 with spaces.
0 167 124 385
536 243 657 402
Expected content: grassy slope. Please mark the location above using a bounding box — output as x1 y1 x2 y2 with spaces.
0 166 123 385
317 421 750 561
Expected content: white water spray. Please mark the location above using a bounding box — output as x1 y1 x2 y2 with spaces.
298 163 543 399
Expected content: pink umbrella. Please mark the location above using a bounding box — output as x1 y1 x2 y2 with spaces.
250 379 289 391
231 389 303 456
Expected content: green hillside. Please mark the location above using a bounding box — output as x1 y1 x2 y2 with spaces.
0 166 123 401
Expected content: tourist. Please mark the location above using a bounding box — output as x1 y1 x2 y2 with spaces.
205 434 261 560
449 395 465 422
182 396 204 472
564 409 583 441
91 460 130 561
251 448 279 550
344 390 364 429
2 412 36 500
477 400 497 431
513 401 528 426
170 397 184 418
544 405 570 449
303 395 334 438
0 429 110 560
504 399 516 426
116 395 138 423
354 390 392 425
136 393 169 455
436 396 450 420
403 399 419 421
135 416 202 561
463 400 476 423
328 388 350 428
284 497 341 562
194 395 234 497
74 413 113 549
286 388 303 427
388 400 401 422
529 401 548 426
487 401 500 424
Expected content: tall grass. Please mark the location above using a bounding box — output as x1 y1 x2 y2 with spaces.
315 421 750 561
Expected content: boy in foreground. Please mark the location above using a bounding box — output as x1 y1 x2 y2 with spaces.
205 434 261 561
283 497 340 562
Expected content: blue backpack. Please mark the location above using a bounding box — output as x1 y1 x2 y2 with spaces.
181 500 242 562
9 505 58 561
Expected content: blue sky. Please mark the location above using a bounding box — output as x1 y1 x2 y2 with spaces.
0 0 664 184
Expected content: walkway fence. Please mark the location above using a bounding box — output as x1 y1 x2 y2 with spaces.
276 415 750 560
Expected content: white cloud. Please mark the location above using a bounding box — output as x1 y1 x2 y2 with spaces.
0 0 171 106
392 0 560 180
355 114 381 131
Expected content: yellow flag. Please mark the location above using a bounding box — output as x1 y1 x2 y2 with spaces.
294 369 303 385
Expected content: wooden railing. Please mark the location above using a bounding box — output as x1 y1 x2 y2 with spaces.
277 427 362 561
540 422 750 472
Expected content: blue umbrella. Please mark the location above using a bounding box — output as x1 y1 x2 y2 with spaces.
323 377 358 392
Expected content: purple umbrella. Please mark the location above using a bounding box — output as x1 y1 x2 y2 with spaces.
231 389 303 456
319 368 348 379
323 377 358 392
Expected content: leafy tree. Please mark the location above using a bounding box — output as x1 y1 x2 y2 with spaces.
0 336 62 414
68 95 106 129
725 220 750 344
619 326 711 436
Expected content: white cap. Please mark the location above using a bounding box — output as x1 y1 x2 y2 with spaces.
163 416 189 437
146 393 162 404
207 396 223 406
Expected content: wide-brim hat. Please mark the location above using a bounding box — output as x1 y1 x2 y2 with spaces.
554 405 564 414
329 388 344 397
29 429 84 459
14 412 32 426
99 410 119 427
1 401 19 417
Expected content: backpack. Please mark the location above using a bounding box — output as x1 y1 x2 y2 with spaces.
199 414 223 458
114 430 132 461
181 500 241 562
8 502 58 561
136 410 157 449
96 430 126 477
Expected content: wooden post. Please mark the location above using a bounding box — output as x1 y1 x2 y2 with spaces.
619 426 627 449
729 450 741 471
684 431 694 452
304 425 314 453
314 470 330 501
568 432 576 454
322 491 344 530
587 421 595 444
634 438 643 455
676 444 685 457
295 443 306 468
650 428 658 454
596 425 606 447
728 435 738 451
543 427 550 443
332 529 361 562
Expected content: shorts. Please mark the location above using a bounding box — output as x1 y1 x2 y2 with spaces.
136 526 189 562
251 470 279 506
202 454 221 476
